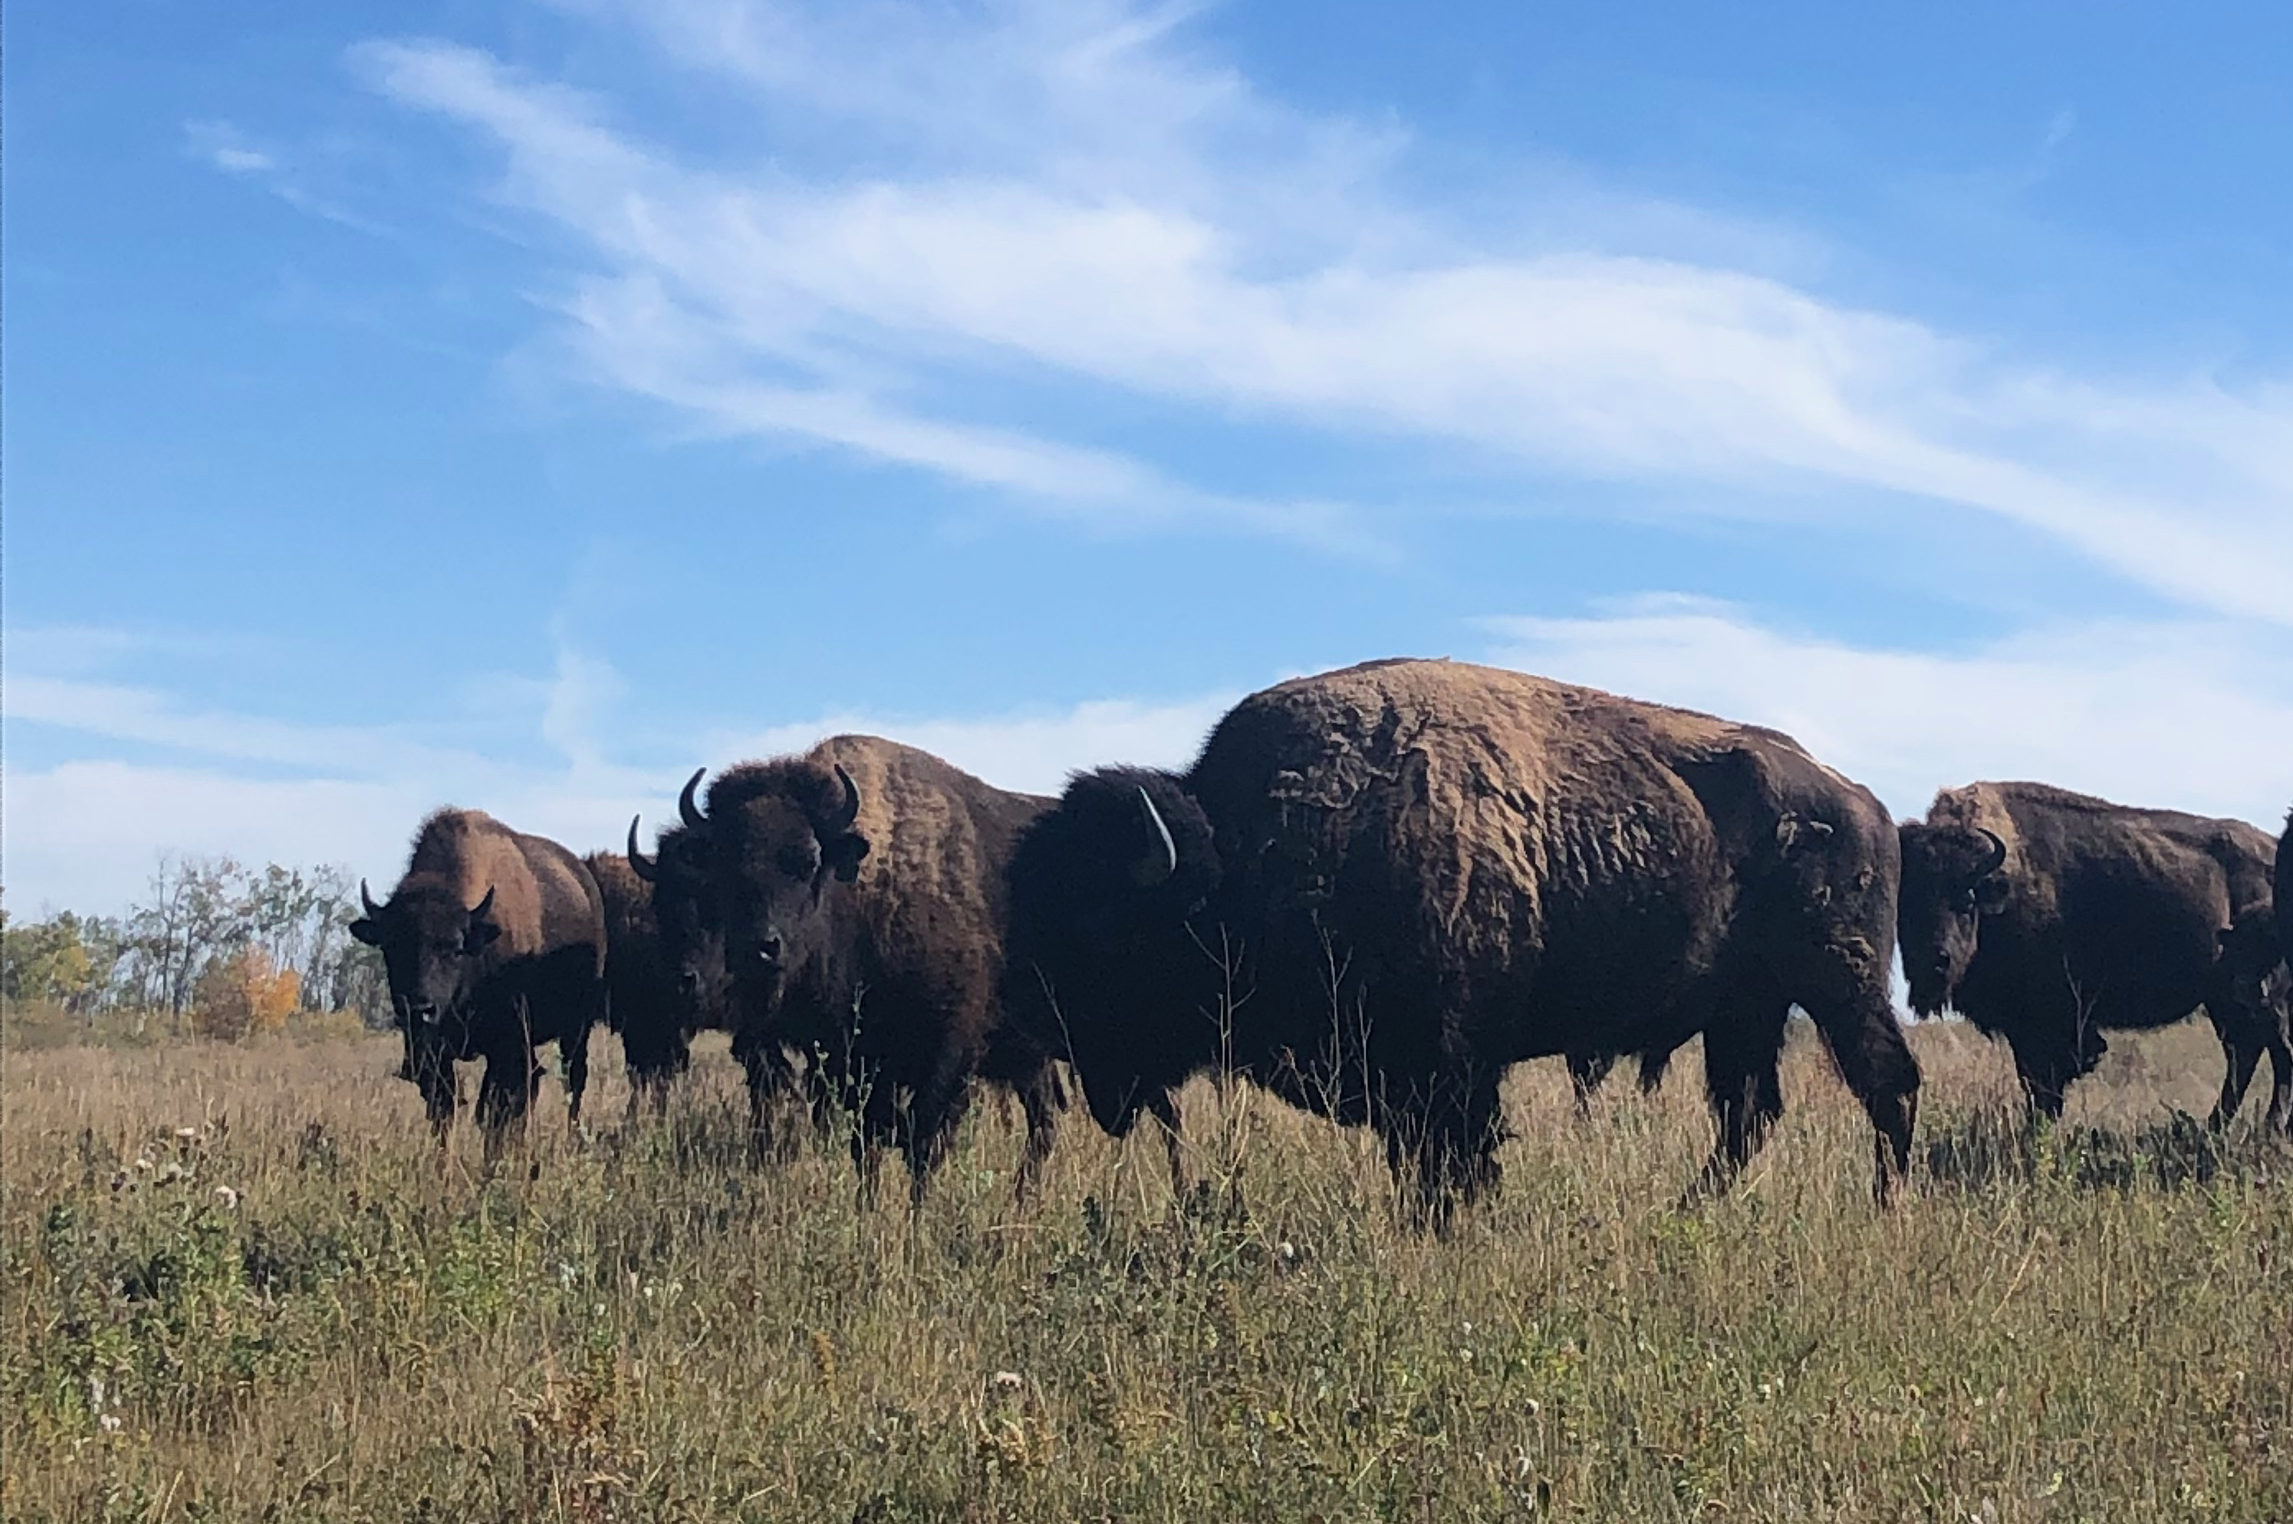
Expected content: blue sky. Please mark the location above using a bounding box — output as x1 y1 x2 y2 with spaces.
9 0 2291 913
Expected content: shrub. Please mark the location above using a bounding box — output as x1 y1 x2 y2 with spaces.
189 951 300 1042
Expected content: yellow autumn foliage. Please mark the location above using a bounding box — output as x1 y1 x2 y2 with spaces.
190 949 302 1041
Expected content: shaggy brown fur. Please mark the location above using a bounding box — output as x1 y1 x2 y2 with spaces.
1901 782 2286 1126
701 736 1059 1190
354 810 606 1150
1010 658 1916 1217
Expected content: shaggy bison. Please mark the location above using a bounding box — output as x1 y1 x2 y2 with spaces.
1004 658 1919 1219
352 809 606 1151
686 736 1062 1194
1898 783 2285 1129
2280 813 2293 968
607 773 740 1109
584 842 711 1116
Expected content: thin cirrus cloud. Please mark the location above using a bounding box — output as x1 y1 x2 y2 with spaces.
182 118 391 235
354 4 2292 620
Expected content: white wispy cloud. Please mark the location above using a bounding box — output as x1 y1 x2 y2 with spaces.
182 119 390 234
347 5 2292 619
1484 598 2293 826
4 625 1234 912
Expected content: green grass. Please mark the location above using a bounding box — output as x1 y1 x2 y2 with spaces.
2 1019 2287 1521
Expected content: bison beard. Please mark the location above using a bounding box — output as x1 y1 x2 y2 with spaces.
1004 659 1919 1223
1901 783 2290 1129
351 809 607 1155
691 736 1062 1197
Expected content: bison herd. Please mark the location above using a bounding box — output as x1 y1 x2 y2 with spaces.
350 659 2293 1217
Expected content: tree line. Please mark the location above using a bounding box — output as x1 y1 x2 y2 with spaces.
1 856 390 1037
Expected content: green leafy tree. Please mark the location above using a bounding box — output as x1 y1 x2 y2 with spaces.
1 909 103 1009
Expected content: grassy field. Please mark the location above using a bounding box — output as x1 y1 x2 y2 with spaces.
3 1015 2287 1522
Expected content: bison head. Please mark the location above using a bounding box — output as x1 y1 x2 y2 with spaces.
1895 823 2009 1016
630 775 732 1027
348 878 503 1034
1002 768 1221 1136
705 761 869 1023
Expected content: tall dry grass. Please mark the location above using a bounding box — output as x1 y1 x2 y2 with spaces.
2 1017 2287 1521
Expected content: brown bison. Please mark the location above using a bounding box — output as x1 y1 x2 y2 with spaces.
600 772 741 1110
352 809 606 1150
1004 658 1919 1219
686 736 1062 1194
1898 783 2286 1129
2279 812 2293 968
584 846 691 1116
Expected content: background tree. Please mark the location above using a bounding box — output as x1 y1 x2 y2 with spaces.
190 948 301 1041
19 855 390 1030
1 907 104 1011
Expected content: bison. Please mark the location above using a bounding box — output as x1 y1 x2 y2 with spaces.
351 809 606 1151
1003 658 1919 1219
1898 782 2285 1129
686 736 1063 1195
2280 812 2293 968
584 844 696 1117
604 772 741 1111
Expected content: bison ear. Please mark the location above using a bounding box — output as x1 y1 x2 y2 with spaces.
348 917 381 946
463 919 502 954
1973 876 2010 915
824 831 870 884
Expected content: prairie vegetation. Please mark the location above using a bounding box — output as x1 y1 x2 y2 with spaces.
3 1018 2287 1522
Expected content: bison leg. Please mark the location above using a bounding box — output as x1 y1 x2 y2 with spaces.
1691 1000 1788 1201
1383 1068 1504 1234
1011 1065 1063 1203
1566 1051 1617 1116
1148 1089 1187 1200
2264 1034 2293 1134
475 1048 542 1161
410 1043 458 1145
851 1080 900 1209
2004 1028 2078 1122
2209 1033 2261 1131
561 1023 592 1132
1638 1045 1675 1096
895 1037 977 1206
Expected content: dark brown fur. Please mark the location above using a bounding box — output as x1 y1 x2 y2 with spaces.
2279 813 2293 969
1901 782 2287 1127
1008 659 1917 1217
700 736 1060 1191
583 851 694 1113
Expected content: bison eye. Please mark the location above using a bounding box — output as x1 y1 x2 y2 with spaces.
1954 890 1980 913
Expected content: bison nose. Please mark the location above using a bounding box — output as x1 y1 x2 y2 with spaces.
409 1000 441 1027
678 966 703 995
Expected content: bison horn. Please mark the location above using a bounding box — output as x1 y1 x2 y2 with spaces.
360 878 382 917
1134 786 1178 887
825 763 862 834
1973 827 2008 878
677 767 708 831
469 884 497 922
627 816 657 881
